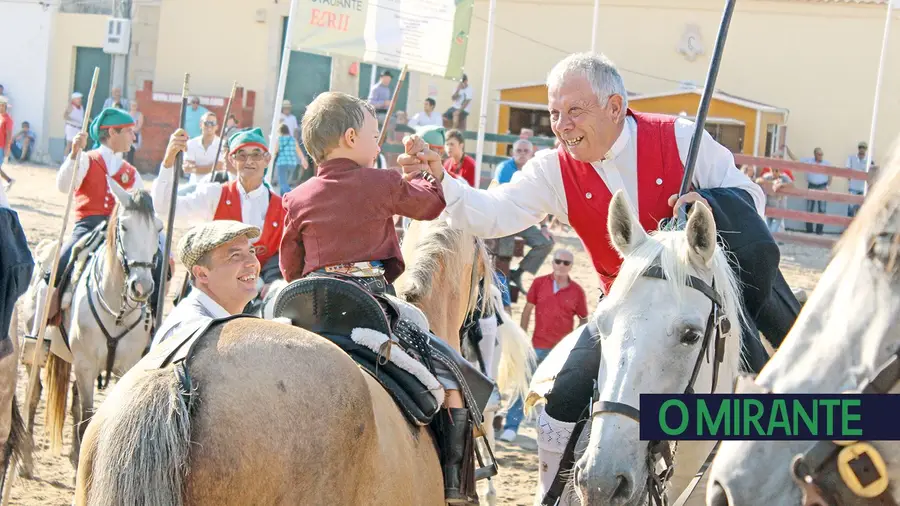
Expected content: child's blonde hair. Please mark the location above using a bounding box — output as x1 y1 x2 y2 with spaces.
301 91 376 164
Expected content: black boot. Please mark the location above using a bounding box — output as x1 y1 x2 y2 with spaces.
441 407 478 505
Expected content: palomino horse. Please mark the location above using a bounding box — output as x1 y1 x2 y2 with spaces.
73 217 528 505
707 143 900 506
21 185 161 469
0 307 29 498
527 191 747 505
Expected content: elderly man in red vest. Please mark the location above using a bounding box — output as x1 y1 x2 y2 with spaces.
152 127 286 304
399 52 767 501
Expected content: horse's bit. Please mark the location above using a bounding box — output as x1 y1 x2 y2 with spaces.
589 264 731 506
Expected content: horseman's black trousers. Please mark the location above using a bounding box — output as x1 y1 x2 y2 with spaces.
49 215 107 286
544 314 771 424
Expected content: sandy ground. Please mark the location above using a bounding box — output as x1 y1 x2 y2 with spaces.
2 161 830 505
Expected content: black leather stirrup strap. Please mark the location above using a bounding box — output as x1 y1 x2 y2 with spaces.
541 321 599 506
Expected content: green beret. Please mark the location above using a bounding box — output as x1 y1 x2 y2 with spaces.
89 108 135 143
178 220 261 273
416 125 446 149
228 127 269 154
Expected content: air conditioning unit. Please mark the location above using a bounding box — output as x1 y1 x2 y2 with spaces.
103 18 131 55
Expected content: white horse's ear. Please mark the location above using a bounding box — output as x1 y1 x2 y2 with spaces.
607 190 647 256
107 176 133 207
685 200 717 266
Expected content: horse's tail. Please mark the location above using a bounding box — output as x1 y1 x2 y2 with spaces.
85 368 191 506
44 352 70 454
0 398 30 495
492 287 536 408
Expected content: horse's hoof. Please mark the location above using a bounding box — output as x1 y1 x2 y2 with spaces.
18 466 33 480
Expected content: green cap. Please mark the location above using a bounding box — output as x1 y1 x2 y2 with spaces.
417 125 446 150
89 108 135 144
228 127 269 154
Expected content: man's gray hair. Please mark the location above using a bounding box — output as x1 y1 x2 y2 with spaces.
553 248 574 260
513 138 533 151
546 52 628 109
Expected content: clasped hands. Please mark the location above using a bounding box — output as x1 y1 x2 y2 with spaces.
397 135 445 183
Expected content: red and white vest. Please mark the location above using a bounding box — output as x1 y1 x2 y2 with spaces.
212 181 285 268
558 109 685 294
74 151 138 221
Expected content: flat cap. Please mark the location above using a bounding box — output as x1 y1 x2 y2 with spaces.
178 220 260 272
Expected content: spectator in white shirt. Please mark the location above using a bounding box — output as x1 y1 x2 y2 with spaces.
280 100 299 140
184 112 226 185
846 141 872 217
443 74 473 130
408 98 443 128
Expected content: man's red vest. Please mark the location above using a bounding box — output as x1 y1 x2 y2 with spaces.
74 151 138 221
558 109 685 294
212 181 285 268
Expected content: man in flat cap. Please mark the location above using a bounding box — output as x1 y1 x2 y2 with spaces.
152 220 261 347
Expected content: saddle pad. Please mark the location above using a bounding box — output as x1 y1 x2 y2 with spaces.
320 331 441 426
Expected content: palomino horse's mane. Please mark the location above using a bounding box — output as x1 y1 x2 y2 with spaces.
606 225 748 370
398 219 494 318
104 189 156 270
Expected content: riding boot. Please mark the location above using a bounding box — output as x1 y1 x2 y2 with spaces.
440 407 478 505
535 409 577 506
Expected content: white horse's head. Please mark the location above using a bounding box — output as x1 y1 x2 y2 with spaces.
107 178 163 304
707 143 900 506
574 190 745 504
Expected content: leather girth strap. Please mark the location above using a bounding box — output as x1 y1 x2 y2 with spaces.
541 320 599 506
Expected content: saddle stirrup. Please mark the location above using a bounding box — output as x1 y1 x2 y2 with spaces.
472 419 499 482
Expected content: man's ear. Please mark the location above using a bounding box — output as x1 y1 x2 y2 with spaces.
191 264 209 284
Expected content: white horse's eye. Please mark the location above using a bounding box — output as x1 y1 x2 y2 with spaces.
680 328 703 345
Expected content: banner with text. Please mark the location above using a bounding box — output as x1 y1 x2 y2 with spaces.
296 0 474 79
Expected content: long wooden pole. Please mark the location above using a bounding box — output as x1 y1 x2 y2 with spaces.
377 65 408 148
154 74 191 332
863 1 896 195
675 0 737 226
210 81 238 184
23 66 100 433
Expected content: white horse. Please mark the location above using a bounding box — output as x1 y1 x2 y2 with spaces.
21 184 161 469
527 190 746 505
707 142 900 506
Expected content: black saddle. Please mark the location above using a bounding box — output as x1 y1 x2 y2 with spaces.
272 276 440 426
273 275 392 337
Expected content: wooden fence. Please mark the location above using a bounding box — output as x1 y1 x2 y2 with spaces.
734 154 871 248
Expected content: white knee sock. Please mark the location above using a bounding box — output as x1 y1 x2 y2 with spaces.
534 409 577 506
29 281 48 337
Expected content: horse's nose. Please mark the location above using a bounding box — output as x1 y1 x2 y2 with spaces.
709 480 730 506
129 278 153 300
576 459 635 505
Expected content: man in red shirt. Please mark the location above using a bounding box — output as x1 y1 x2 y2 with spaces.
499 248 587 442
0 97 15 191
442 129 476 187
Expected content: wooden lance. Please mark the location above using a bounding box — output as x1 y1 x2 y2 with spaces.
377 65 409 148
23 66 101 441
674 0 738 227
210 81 238 184
154 74 191 332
